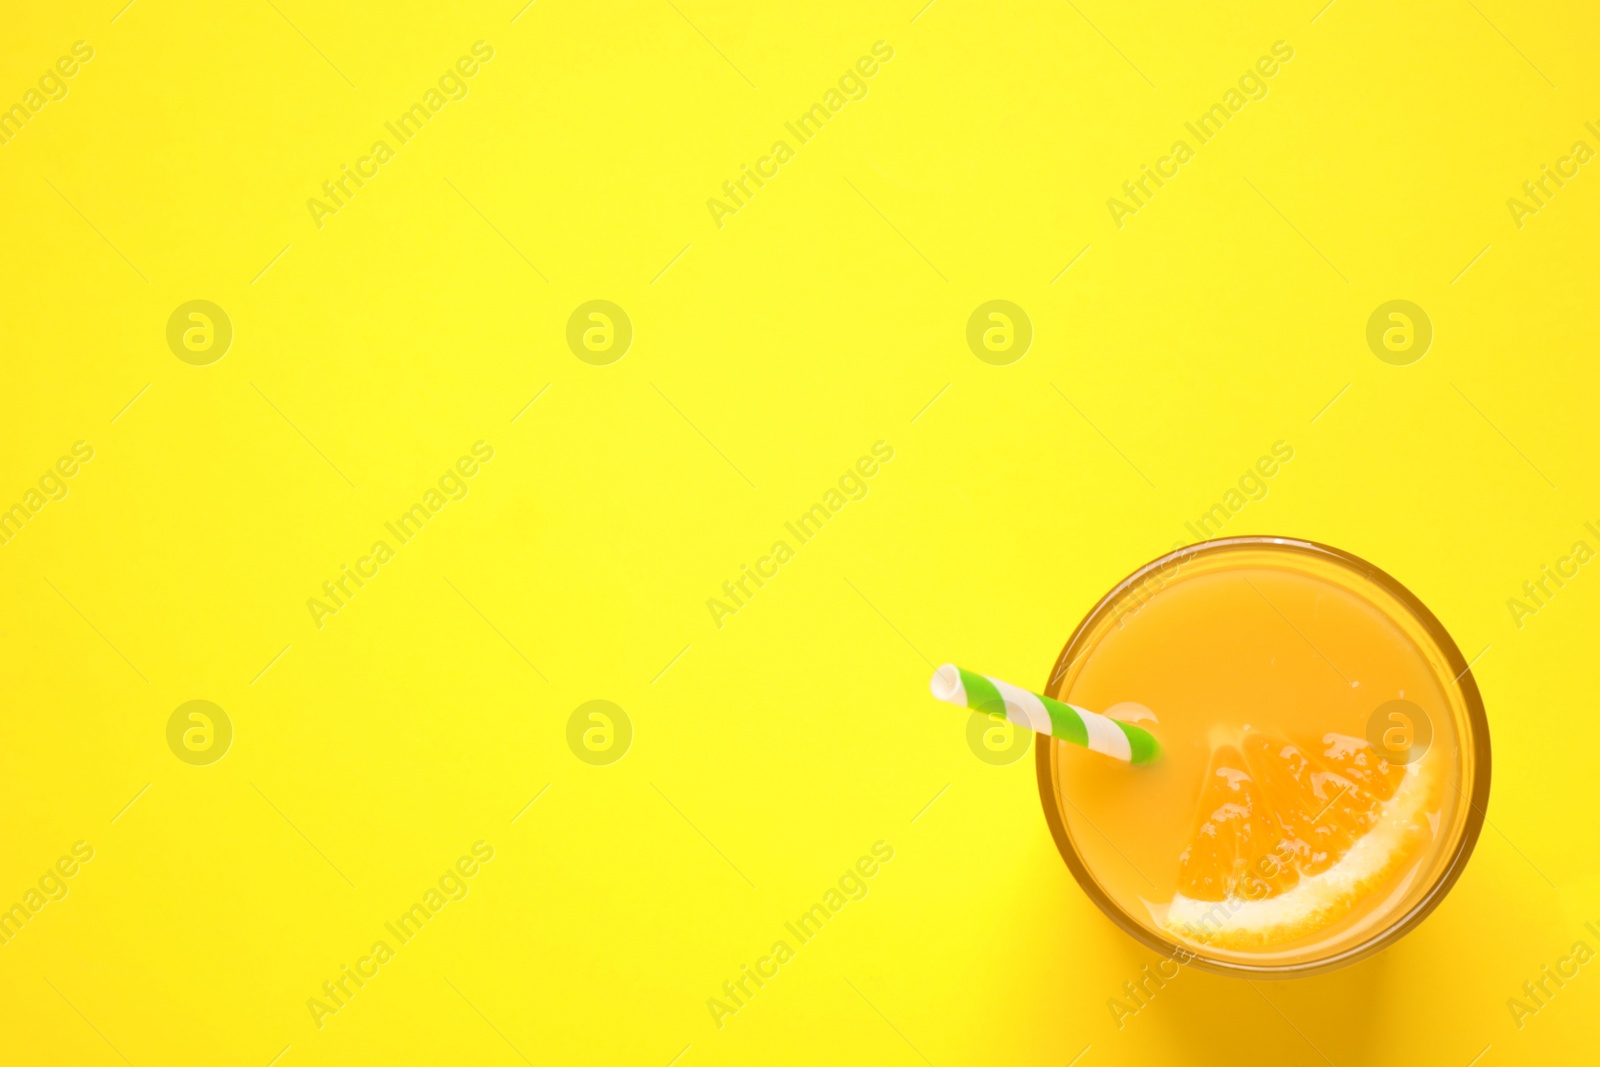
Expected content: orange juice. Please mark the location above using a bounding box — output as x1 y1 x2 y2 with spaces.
1039 537 1489 975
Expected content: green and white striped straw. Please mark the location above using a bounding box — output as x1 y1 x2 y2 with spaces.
929 664 1160 764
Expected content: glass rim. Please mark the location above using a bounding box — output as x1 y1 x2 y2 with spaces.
1035 535 1492 979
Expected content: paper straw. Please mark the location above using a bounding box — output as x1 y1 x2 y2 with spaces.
929 663 1160 764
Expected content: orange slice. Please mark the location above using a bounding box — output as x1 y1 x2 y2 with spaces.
1163 728 1439 949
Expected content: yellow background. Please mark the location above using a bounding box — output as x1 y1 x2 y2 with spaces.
2 0 1597 1063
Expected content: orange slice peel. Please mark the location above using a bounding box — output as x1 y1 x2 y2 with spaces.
1164 727 1440 949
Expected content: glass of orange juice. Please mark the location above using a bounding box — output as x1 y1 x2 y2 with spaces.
1038 536 1490 976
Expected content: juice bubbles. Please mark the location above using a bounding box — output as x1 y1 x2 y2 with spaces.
1039 538 1489 975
